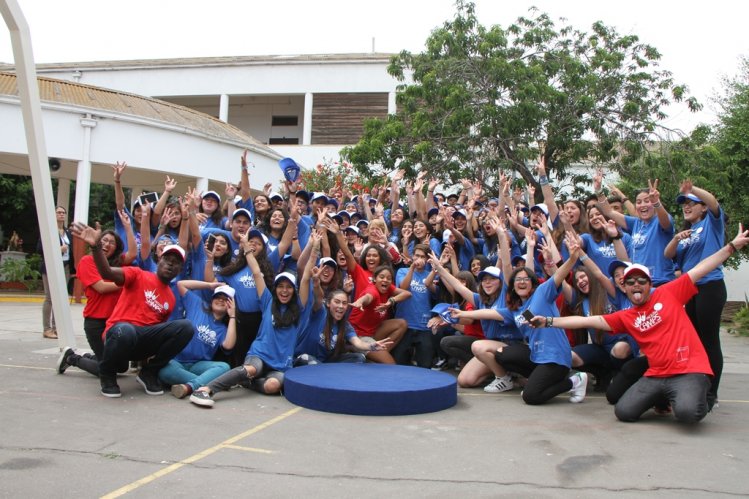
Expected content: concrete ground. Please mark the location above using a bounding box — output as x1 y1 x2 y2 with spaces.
1 296 748 498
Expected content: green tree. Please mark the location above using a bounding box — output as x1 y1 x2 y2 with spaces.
612 57 749 264
343 1 699 197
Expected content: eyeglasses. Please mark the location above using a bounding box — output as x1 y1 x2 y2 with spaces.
624 277 650 286
514 277 531 283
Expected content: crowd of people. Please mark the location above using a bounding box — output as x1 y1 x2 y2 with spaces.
52 153 748 424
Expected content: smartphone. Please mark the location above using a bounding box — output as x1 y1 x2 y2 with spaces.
206 234 217 252
138 192 159 206
522 309 535 323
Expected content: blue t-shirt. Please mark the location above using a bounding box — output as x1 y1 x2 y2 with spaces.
198 215 228 234
295 307 357 362
216 266 262 313
622 214 675 285
174 291 229 363
580 232 633 278
508 278 571 367
470 289 523 343
394 267 434 331
249 287 313 372
675 208 725 285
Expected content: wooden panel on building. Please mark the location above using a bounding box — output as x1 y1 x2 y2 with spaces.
311 93 388 145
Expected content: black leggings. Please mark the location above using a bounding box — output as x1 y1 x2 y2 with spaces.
685 279 725 405
213 310 262 368
495 343 572 405
440 335 479 364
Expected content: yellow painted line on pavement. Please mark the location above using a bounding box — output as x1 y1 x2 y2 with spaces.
222 444 275 454
0 363 55 371
100 406 303 498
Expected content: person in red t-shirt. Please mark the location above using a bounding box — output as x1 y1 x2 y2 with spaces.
348 265 411 364
533 225 749 423
57 229 134 377
71 222 194 399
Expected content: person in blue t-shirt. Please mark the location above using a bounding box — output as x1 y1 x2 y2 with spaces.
595 174 675 285
429 218 523 390
159 282 237 399
189 233 318 407
492 234 589 405
295 288 391 365
391 244 439 368
664 181 726 408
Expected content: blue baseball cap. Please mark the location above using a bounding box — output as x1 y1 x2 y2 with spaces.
430 302 459 324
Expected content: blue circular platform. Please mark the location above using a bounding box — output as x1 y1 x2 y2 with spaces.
284 364 457 416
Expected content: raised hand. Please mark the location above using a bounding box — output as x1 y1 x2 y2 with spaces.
70 221 102 246
647 178 661 205
164 175 177 193
112 161 127 182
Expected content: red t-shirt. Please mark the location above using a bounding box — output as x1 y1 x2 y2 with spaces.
104 266 176 337
602 274 712 377
462 301 485 339
350 264 373 300
349 282 395 337
76 255 122 319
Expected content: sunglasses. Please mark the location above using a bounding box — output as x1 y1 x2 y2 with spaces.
514 277 532 283
624 277 650 286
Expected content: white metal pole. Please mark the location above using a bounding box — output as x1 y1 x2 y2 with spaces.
1 0 76 349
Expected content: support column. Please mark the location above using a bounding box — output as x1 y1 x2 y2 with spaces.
56 178 70 216
219 94 229 123
196 177 209 194
303 92 313 145
388 91 397 114
73 116 97 224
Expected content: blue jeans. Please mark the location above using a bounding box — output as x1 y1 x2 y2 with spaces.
158 359 230 391
615 373 710 423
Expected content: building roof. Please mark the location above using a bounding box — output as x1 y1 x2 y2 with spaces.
0 71 274 151
0 53 394 72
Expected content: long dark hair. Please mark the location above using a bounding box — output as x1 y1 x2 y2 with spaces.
271 277 301 328
506 267 540 311
219 241 274 290
323 289 350 358
211 233 233 269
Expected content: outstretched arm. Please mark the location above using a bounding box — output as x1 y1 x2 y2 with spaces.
687 224 749 284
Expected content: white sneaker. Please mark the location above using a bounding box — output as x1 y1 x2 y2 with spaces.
484 375 514 393
569 372 588 403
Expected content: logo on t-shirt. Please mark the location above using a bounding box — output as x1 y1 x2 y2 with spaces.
633 303 663 332
239 274 256 288
197 325 218 347
144 289 168 314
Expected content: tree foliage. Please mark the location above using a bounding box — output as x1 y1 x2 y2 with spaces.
614 58 749 264
342 1 699 197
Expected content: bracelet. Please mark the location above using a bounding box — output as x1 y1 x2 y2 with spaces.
621 197 629 203
579 254 589 263
388 297 396 306
728 241 738 253
539 175 549 186
610 233 622 241
545 316 553 327
228 316 235 319
652 202 661 209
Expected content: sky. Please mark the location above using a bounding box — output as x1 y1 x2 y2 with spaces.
1 0 747 133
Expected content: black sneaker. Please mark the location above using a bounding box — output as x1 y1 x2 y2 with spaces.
431 358 448 371
56 347 75 374
136 371 164 396
100 376 121 398
189 390 215 407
